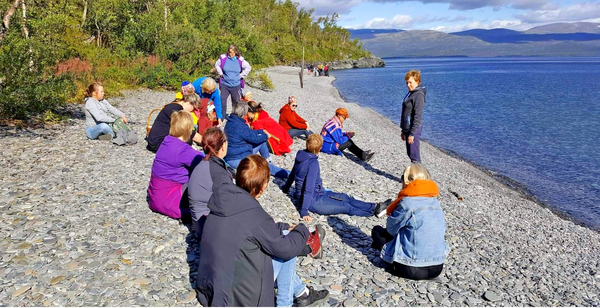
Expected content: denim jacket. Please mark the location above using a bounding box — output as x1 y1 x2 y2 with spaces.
381 196 450 267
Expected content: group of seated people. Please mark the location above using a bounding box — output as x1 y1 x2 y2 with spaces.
135 79 450 306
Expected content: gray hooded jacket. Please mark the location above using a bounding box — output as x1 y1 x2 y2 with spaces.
84 97 124 128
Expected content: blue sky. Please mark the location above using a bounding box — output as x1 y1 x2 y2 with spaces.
294 0 600 32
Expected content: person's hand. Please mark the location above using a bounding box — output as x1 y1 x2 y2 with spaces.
408 136 415 144
347 131 355 138
218 118 223 126
401 133 405 141
121 116 128 124
302 215 312 223
263 129 272 139
306 123 310 131
288 224 297 231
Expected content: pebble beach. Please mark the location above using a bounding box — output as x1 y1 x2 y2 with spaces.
1 66 599 306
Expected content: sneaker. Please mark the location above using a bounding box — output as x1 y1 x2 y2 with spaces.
98 133 113 141
293 286 329 307
363 151 375 162
306 224 325 259
374 198 393 218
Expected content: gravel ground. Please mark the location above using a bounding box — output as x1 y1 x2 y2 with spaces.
1 66 599 306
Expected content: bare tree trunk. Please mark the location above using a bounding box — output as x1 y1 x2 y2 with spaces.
21 0 28 39
0 0 21 42
82 0 87 27
163 0 167 30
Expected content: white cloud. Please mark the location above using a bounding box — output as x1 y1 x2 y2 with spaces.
517 2 600 23
427 19 535 32
357 15 415 29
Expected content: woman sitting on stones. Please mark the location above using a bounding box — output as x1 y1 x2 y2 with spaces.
320 108 374 162
223 101 289 178
146 93 202 153
283 134 391 222
84 82 129 140
187 127 233 239
247 101 293 156
371 163 449 280
147 111 205 220
278 96 313 139
195 154 328 307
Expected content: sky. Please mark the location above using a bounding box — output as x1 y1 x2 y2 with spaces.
293 0 600 32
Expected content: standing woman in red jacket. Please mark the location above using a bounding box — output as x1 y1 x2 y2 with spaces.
279 96 313 139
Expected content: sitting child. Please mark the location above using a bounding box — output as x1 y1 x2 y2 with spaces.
247 101 293 156
371 163 449 280
195 155 328 307
192 98 218 136
147 111 205 219
283 134 391 222
320 108 374 162
84 82 129 140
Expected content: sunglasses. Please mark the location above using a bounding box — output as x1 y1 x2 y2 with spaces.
291 104 298 107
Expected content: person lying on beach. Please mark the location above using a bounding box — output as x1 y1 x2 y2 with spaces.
320 108 374 162
247 101 293 156
191 77 223 125
223 101 289 178
195 154 329 307
279 96 313 139
371 163 450 280
147 111 205 220
146 93 203 153
283 134 391 222
84 82 129 141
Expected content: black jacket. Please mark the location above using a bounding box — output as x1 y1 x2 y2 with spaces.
400 85 427 136
195 181 310 307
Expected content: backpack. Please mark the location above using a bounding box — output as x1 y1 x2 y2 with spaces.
219 54 245 89
111 118 138 145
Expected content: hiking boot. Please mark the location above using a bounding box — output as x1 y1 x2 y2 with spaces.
293 286 329 307
98 133 113 141
374 198 393 218
307 224 325 259
363 151 375 162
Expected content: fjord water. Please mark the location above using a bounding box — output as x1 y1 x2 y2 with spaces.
331 57 600 230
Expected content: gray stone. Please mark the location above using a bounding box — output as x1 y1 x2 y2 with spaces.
483 290 501 302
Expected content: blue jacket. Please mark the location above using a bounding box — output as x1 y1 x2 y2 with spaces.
381 196 450 267
283 150 325 217
192 77 223 119
320 116 349 155
224 115 268 162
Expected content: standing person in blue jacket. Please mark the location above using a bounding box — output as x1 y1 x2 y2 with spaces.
191 77 223 125
283 134 391 222
215 44 251 117
320 108 374 162
401 70 427 163
223 101 289 178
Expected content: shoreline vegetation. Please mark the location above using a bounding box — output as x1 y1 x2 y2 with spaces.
1 66 599 306
0 0 370 121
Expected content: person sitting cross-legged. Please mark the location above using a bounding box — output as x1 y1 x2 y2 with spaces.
320 108 374 162
283 134 391 222
370 163 450 280
195 154 329 307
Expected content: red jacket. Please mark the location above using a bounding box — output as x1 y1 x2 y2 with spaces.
279 104 307 131
251 111 293 156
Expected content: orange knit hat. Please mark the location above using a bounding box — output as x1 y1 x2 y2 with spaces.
335 108 349 118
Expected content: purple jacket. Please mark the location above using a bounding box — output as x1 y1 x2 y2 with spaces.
148 135 205 219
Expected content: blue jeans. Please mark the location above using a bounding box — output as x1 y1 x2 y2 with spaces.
273 230 306 307
309 190 375 217
85 123 114 139
288 129 312 139
226 144 290 179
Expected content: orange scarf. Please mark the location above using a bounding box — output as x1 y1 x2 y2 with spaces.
386 179 439 216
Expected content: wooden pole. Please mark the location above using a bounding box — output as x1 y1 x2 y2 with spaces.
299 46 304 88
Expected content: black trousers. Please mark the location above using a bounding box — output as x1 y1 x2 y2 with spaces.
371 226 443 280
338 139 366 160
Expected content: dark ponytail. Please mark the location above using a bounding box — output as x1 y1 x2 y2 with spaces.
202 127 227 159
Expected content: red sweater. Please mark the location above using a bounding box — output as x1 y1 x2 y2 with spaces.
278 104 307 130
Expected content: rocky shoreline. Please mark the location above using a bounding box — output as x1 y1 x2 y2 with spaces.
1 66 599 306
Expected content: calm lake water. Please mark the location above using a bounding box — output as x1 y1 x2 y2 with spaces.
331 57 600 231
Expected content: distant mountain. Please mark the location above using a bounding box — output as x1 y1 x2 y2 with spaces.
525 22 600 34
356 22 600 57
347 29 403 40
